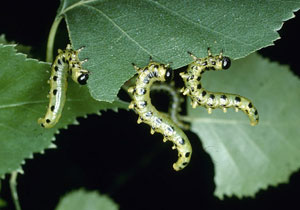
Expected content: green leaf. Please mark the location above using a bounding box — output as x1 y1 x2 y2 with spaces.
187 53 300 198
0 34 31 55
58 0 300 102
0 44 128 178
55 189 119 210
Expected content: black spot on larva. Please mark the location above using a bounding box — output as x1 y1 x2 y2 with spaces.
187 75 194 81
182 162 188 166
62 57 66 63
140 101 147 107
178 138 185 145
220 95 227 100
154 65 159 69
202 61 207 66
197 83 202 89
222 57 231 69
209 94 215 100
197 97 201 102
53 89 57 95
57 59 62 65
40 123 45 128
202 91 207 97
143 77 150 84
248 102 253 108
197 76 201 81
254 110 258 115
235 96 241 103
143 67 148 72
139 88 146 95
220 95 227 106
46 119 51 123
50 105 55 111
155 118 162 124
145 111 152 117
53 76 58 81
167 126 174 133
204 65 215 71
211 61 216 65
54 66 59 72
185 152 191 158
245 109 249 114
148 72 155 78
191 87 195 92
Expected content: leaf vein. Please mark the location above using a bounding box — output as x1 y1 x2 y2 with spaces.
82 4 154 56
145 0 254 47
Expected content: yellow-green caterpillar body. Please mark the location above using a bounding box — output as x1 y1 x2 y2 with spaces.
38 44 89 128
128 61 192 171
180 49 258 126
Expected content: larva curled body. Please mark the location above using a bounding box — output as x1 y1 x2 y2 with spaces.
180 49 259 126
38 44 89 128
128 61 192 171
151 83 189 130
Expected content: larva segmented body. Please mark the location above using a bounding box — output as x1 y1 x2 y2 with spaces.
38 44 89 128
180 49 259 126
128 61 192 171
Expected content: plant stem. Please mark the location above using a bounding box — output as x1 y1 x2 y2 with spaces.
46 16 63 62
10 172 21 210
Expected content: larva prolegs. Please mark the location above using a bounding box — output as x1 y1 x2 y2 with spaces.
128 61 192 171
38 49 69 128
38 44 90 128
189 89 259 126
180 49 259 126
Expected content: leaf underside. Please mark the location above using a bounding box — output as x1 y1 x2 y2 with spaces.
59 0 300 102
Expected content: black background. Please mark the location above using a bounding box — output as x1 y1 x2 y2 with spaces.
1 1 300 210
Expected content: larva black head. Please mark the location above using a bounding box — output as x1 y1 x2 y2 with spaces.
164 66 173 82
77 73 89 85
222 57 231 69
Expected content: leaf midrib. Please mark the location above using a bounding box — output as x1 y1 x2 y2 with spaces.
0 99 88 109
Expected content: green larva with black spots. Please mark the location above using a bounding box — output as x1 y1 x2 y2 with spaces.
128 60 192 171
38 44 89 128
180 49 259 126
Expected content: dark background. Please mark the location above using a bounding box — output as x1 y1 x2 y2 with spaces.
1 1 300 210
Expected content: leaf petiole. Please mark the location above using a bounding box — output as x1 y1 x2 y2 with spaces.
46 16 63 63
